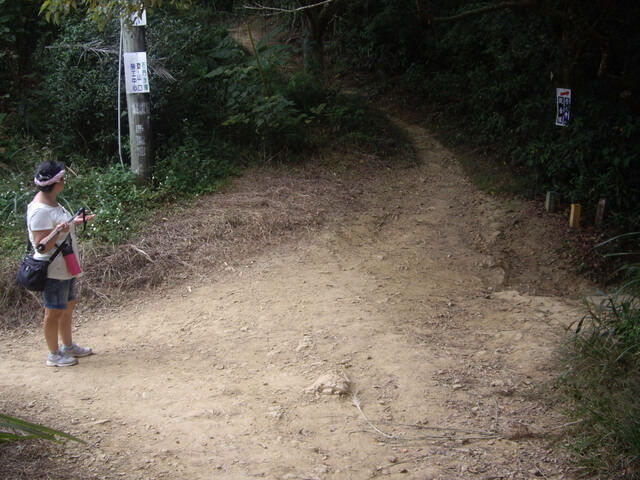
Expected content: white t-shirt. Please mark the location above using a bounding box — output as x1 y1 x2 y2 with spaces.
27 202 83 280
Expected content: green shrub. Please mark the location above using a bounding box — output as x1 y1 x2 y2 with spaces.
62 163 156 244
0 155 155 255
0 137 48 257
154 140 236 196
34 15 120 161
146 7 245 149
205 28 311 155
557 233 640 478
285 72 328 111
218 67 306 146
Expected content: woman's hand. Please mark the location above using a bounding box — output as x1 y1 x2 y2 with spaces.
73 213 96 224
56 221 70 233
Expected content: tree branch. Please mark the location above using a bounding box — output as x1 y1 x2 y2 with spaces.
415 0 570 25
241 0 335 14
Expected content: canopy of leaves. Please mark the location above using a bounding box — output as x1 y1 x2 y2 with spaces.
38 0 192 27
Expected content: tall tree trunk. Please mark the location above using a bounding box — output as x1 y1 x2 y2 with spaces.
122 22 153 185
301 12 325 83
297 0 347 84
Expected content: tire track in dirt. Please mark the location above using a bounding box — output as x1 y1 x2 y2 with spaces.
2 118 590 479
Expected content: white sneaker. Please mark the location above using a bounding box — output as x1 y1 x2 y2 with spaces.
61 342 93 358
46 350 78 367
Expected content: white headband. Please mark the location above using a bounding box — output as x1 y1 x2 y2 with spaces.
34 169 65 187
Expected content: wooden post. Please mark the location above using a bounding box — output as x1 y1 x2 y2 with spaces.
595 198 607 226
122 21 153 185
569 204 582 228
545 191 557 213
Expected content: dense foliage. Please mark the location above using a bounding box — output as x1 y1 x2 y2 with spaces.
0 0 55 140
333 0 640 230
3 0 638 236
0 2 385 251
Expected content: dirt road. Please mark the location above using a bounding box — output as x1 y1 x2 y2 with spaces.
2 118 592 479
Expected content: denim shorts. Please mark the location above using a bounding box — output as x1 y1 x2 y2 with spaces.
43 278 77 310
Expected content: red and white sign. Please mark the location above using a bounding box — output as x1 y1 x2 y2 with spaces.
556 88 571 126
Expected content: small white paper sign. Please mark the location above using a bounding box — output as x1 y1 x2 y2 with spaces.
131 9 147 26
556 88 571 126
124 52 150 94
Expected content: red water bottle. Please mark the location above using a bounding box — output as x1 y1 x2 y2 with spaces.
61 239 82 276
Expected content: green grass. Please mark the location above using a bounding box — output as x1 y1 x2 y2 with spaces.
556 238 640 479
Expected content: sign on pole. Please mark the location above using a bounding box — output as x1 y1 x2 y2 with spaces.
556 88 571 126
132 9 147 26
123 52 150 94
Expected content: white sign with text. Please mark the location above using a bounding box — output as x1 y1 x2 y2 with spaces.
124 52 150 94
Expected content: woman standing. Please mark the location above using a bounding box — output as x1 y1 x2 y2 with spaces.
28 160 96 367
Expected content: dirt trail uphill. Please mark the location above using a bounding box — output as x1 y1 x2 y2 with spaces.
2 117 594 480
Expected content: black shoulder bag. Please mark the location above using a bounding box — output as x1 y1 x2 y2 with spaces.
16 237 63 292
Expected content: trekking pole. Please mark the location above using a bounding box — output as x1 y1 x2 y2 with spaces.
36 207 86 253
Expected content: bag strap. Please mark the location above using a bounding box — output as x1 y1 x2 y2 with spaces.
48 243 64 263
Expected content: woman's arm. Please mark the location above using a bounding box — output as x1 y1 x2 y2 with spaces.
33 222 70 253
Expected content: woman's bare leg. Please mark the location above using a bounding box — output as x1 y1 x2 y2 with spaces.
44 300 76 352
43 308 63 353
59 300 76 347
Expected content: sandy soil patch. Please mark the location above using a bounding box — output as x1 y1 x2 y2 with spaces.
2 117 594 479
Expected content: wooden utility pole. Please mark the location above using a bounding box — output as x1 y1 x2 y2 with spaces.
122 19 153 184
